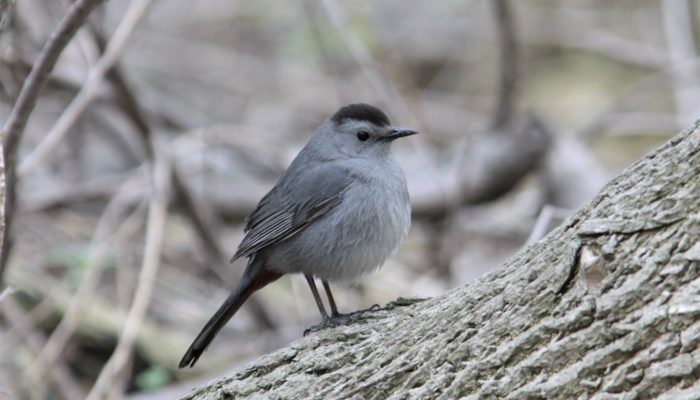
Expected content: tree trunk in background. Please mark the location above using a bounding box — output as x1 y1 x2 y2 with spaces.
183 123 700 399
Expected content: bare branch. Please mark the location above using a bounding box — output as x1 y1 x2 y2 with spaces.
662 0 700 127
0 0 105 286
0 144 5 290
520 7 668 69
86 149 170 400
17 0 152 178
1 293 85 399
576 59 700 141
86 15 279 331
86 19 158 157
0 286 14 303
492 0 518 129
320 0 414 124
524 205 571 246
320 0 443 215
25 170 147 384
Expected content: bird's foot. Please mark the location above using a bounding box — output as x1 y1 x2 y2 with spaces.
303 317 337 335
303 304 382 336
340 303 381 317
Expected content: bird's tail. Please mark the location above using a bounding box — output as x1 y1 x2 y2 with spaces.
179 256 281 368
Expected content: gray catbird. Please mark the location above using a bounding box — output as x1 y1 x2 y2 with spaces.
179 103 416 368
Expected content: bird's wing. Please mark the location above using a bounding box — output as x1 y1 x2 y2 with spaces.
231 164 354 261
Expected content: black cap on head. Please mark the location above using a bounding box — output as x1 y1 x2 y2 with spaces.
331 103 391 127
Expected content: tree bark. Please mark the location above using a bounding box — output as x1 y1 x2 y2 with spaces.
182 123 700 399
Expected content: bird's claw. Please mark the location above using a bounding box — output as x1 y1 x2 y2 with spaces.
304 316 338 336
304 304 383 336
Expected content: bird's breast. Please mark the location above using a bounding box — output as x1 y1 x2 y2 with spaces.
309 160 410 280
266 158 411 281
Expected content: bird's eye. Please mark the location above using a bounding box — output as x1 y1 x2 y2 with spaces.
357 131 370 141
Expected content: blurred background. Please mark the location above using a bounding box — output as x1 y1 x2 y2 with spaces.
1 0 699 398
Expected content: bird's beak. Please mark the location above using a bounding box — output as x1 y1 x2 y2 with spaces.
381 127 418 141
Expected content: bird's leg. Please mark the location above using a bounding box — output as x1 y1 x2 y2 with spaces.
322 279 380 318
302 279 381 336
305 274 339 335
305 276 383 335
304 274 328 319
322 280 340 317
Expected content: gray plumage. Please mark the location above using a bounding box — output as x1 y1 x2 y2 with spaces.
180 103 415 368
234 117 412 281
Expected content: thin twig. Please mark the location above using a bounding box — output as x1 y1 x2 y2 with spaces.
576 58 700 141
0 280 71 351
0 146 4 289
0 0 105 286
1 293 85 399
85 19 225 258
22 169 140 211
85 17 278 330
86 20 155 158
525 205 571 246
520 6 667 69
301 0 343 105
320 0 416 126
17 0 152 178
0 0 13 30
86 147 170 400
320 0 444 211
25 169 148 383
0 365 22 400
1 0 104 154
662 0 700 127
0 286 15 303
78 10 227 265
492 0 518 130
418 0 523 275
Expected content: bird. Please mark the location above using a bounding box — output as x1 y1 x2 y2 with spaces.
179 103 417 368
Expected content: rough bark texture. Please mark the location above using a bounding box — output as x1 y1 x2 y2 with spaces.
183 123 700 399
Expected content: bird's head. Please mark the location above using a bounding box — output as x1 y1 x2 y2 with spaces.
319 103 418 159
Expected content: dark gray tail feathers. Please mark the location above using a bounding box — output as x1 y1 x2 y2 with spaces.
179 257 281 368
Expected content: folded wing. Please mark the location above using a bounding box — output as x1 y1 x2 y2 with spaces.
231 164 354 261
